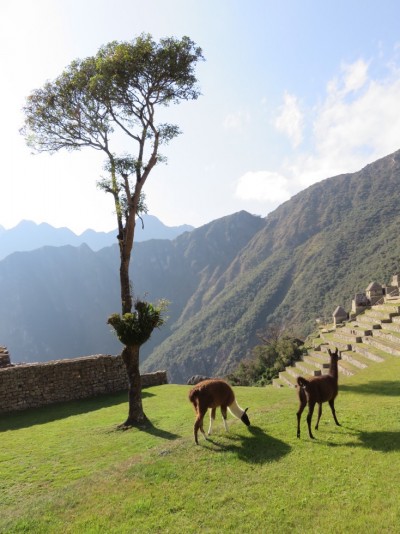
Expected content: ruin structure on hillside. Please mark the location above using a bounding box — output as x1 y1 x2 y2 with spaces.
332 271 400 325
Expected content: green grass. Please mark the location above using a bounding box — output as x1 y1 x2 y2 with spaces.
1 356 400 533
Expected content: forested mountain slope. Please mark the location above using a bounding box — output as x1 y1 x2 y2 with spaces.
0 211 265 363
142 150 400 382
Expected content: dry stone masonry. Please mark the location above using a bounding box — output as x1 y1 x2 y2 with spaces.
0 353 167 414
0 346 11 368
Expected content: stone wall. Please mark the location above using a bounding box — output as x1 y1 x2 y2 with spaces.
0 354 167 414
0 346 11 368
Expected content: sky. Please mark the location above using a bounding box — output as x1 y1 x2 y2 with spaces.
2 0 400 234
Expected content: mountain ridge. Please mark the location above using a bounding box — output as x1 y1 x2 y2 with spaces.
0 215 194 260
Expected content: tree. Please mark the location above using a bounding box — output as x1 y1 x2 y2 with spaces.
21 34 204 426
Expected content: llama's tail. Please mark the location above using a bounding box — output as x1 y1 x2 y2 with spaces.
188 389 202 413
297 376 310 389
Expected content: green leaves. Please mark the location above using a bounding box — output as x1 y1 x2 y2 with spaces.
228 335 304 386
21 32 203 231
107 300 167 346
21 33 203 161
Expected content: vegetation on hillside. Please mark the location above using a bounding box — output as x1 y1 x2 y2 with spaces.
227 326 304 386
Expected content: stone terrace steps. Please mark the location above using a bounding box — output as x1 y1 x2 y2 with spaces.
352 343 386 362
273 298 400 387
362 334 400 357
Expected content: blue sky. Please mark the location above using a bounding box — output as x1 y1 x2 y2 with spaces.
1 0 400 233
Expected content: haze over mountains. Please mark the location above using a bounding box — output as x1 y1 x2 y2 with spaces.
1 150 400 382
0 215 194 260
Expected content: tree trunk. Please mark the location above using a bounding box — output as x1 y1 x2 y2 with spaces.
120 255 132 315
119 209 136 315
121 344 148 426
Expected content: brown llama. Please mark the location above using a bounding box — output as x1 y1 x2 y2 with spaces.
296 348 341 439
188 379 250 445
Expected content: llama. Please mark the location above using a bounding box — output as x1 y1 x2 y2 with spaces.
296 348 341 439
188 378 250 444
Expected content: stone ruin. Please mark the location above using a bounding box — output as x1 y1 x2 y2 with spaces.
0 351 167 414
187 375 211 385
0 346 11 368
333 271 400 326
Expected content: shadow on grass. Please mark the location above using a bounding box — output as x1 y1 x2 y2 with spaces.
203 425 291 464
0 390 154 432
319 426 400 453
134 420 180 441
357 430 400 452
340 381 400 396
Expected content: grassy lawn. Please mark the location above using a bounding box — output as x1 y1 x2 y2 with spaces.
1 355 400 533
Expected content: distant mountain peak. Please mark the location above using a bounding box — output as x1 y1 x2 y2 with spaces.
0 215 194 261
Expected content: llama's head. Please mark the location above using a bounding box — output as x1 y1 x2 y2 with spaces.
328 348 341 360
241 408 251 426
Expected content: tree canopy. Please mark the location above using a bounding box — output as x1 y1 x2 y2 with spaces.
22 33 204 314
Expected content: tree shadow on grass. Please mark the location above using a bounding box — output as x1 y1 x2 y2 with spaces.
133 419 180 441
202 425 291 464
115 415 180 441
340 381 400 396
0 390 155 432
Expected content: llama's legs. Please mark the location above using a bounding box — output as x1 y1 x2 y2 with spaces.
296 394 307 438
306 402 316 439
208 408 216 436
328 399 341 426
221 406 229 431
315 403 323 430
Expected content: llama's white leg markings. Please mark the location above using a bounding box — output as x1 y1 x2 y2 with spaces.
222 416 229 431
208 411 214 436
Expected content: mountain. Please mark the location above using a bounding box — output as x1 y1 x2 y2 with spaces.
0 215 193 260
0 211 265 364
2 150 400 382
141 149 400 381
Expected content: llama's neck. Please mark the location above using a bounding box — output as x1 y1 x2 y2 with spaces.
228 400 245 420
329 359 339 380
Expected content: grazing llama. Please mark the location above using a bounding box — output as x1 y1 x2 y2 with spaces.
188 379 250 444
296 348 341 439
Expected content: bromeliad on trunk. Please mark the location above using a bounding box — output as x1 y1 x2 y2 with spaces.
108 299 167 427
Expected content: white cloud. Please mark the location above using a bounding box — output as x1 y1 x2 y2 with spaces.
275 92 304 147
326 59 369 99
342 59 369 94
223 110 250 132
298 63 400 187
240 57 400 206
235 171 290 203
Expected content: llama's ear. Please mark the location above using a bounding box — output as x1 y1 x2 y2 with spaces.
244 407 249 413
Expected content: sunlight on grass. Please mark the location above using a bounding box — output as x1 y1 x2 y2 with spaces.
1 357 400 533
